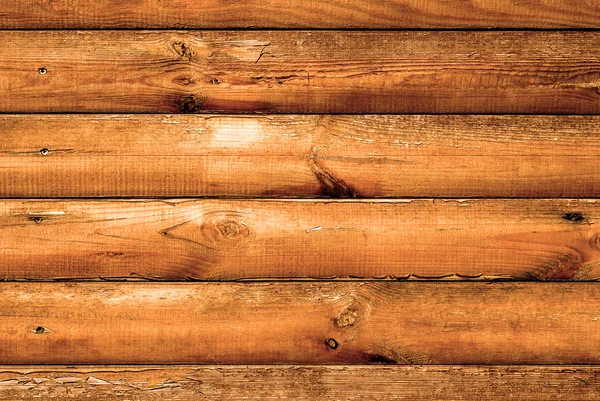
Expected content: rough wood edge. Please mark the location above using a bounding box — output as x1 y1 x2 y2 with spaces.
0 365 598 400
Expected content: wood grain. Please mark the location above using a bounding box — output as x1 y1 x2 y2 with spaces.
0 0 598 28
0 365 599 400
0 199 598 281
2 31 600 113
3 114 600 198
3 282 600 364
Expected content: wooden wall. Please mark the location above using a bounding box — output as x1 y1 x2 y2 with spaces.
0 1 599 399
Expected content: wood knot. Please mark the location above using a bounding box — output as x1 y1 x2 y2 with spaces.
199 215 251 244
33 326 51 334
336 307 358 328
215 219 247 239
172 41 195 60
591 233 600 251
179 96 204 113
563 212 586 223
28 216 44 224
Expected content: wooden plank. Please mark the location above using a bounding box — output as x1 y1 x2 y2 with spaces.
3 282 600 364
2 31 600 114
0 366 599 400
0 0 599 29
0 199 598 281
3 115 600 198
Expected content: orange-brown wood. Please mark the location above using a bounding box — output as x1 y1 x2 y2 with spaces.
2 115 600 198
0 365 598 400
2 31 600 113
0 199 598 281
4 0 600 392
0 0 598 28
3 282 600 364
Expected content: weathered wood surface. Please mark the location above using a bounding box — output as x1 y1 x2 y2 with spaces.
0 365 599 400
4 282 600 364
0 199 599 281
3 114 600 198
0 0 598 29
2 31 600 114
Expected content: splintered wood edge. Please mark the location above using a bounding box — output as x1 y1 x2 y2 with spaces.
0 365 598 400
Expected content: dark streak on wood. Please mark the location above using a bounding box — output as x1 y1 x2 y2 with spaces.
311 160 359 198
3 115 600 198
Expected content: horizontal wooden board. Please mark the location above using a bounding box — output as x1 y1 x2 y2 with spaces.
2 31 600 113
0 365 599 400
3 282 600 364
3 115 600 198
0 0 598 28
0 199 598 281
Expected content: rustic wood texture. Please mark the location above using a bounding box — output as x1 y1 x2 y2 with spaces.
3 282 600 364
3 114 600 198
0 365 599 400
2 31 600 114
0 0 599 28
0 198 599 281
4 2 600 399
